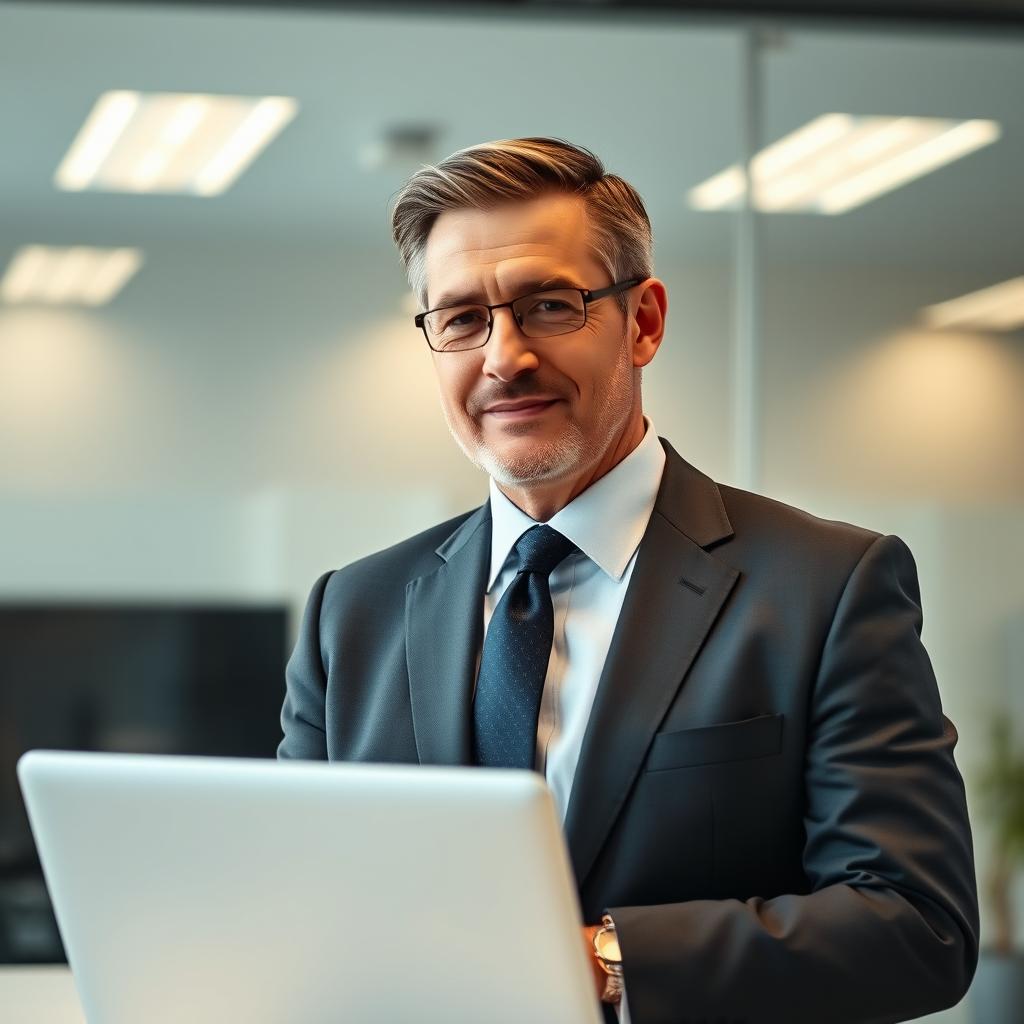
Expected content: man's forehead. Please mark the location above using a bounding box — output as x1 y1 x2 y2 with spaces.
423 194 601 305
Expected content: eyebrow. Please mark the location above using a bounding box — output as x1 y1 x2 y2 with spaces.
429 275 584 311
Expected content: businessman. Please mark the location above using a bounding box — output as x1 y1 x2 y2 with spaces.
278 137 979 1024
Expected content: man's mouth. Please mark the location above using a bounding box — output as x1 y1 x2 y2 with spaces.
483 398 560 420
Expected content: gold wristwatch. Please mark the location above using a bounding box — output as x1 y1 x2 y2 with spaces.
592 913 624 1005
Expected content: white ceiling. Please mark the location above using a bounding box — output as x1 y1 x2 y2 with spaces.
0 1 1021 275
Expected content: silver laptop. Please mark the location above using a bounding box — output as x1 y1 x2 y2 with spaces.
18 750 603 1024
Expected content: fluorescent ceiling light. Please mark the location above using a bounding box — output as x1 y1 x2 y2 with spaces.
688 114 1000 215
922 277 1024 332
55 91 298 196
0 246 143 306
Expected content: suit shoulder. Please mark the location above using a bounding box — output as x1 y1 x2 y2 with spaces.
716 482 882 564
321 505 483 595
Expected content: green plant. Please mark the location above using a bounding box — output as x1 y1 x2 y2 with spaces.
975 716 1024 955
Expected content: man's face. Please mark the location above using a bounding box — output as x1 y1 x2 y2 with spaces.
423 192 640 488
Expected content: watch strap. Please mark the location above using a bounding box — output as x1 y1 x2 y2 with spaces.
600 969 624 1005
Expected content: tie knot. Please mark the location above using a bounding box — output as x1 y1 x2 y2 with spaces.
512 525 578 576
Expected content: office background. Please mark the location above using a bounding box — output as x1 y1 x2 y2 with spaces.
1 2 1022 1021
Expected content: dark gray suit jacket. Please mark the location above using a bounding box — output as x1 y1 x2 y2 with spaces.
278 437 979 1024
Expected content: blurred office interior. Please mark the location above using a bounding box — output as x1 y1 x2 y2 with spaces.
0 2 1021 1020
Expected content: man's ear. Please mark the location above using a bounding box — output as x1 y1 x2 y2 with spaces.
631 278 668 369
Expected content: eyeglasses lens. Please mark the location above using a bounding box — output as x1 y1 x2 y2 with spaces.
424 289 587 352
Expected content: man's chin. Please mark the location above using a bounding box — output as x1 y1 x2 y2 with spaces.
473 437 585 487
485 459 569 488
443 412 586 486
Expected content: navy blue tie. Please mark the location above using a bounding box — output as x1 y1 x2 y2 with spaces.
472 525 579 770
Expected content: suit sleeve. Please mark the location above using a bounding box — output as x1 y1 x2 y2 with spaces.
277 570 334 761
605 533 980 1024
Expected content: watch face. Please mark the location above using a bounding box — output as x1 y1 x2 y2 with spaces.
596 930 621 962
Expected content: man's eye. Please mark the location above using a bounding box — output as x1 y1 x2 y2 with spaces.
527 300 569 314
446 311 483 328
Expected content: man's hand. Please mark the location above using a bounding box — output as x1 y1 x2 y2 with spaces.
582 923 606 1001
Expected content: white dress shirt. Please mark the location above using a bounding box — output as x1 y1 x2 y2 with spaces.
480 416 666 1024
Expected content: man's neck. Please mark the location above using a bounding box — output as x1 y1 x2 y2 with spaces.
495 412 647 523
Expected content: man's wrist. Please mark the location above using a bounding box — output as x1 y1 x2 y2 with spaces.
592 913 624 1004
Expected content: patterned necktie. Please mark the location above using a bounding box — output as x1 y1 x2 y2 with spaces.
472 525 579 770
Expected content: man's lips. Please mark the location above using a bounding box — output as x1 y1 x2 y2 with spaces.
482 398 560 420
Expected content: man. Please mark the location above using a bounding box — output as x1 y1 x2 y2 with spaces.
278 137 979 1024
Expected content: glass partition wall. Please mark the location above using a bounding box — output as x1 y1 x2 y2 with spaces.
0 1 743 604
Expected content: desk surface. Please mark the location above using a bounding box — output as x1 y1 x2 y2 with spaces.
1 966 85 1023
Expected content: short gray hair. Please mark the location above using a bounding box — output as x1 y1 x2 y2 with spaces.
389 137 653 316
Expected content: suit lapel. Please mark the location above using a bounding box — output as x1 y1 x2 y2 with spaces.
563 440 739 888
405 503 491 766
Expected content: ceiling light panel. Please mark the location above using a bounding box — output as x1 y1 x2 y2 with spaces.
922 277 1024 332
0 246 143 306
688 114 1000 215
55 91 298 196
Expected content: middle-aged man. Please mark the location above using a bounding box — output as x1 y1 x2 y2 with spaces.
278 137 979 1024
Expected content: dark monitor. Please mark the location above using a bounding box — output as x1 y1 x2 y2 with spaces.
0 603 289 963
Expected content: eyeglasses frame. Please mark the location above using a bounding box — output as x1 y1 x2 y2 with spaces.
414 276 645 352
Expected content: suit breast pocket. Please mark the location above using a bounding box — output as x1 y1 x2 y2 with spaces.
645 712 784 772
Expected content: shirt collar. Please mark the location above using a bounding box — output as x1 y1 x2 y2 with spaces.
486 416 666 591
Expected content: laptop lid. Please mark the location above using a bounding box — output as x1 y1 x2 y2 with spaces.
18 750 603 1024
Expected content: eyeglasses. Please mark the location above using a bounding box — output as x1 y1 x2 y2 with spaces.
414 277 644 353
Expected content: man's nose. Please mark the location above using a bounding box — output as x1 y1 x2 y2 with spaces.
481 306 540 380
